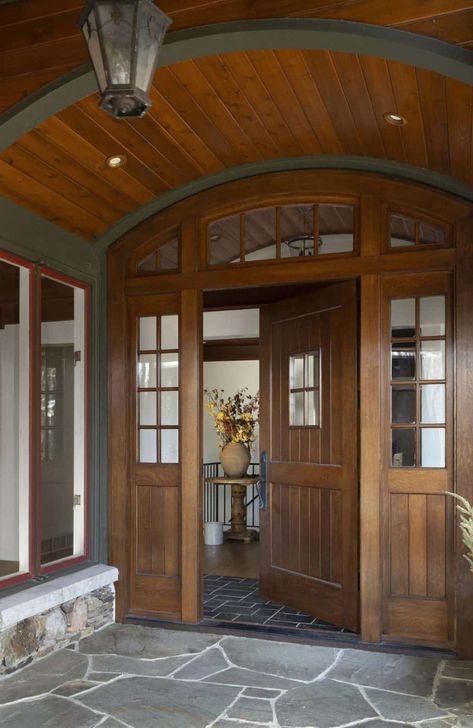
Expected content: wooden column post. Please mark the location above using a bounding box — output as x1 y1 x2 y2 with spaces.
180 216 203 623
455 213 473 658
360 273 383 643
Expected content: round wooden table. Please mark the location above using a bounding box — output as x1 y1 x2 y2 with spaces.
209 475 260 543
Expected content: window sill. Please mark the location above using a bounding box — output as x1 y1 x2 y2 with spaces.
0 564 118 631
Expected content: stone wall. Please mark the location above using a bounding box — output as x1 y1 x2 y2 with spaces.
0 585 114 674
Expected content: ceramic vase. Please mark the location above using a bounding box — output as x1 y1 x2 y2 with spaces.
220 442 251 478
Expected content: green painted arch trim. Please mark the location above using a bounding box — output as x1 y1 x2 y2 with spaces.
94 156 473 252
1 17 473 154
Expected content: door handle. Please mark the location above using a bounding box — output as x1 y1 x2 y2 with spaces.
257 451 268 510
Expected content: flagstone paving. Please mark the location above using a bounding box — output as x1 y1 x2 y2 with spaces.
0 624 472 727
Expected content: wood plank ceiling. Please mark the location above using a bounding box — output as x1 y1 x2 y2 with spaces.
0 48 471 241
0 1 473 115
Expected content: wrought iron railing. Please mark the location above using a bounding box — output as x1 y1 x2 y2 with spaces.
203 462 260 529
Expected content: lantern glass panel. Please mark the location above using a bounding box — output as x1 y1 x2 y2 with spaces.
135 0 165 91
97 1 135 86
82 8 107 92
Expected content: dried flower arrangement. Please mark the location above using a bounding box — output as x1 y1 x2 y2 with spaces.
447 492 473 571
205 388 259 450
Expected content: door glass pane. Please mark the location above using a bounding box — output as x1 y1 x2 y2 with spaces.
161 429 179 463
140 392 157 426
161 315 179 350
421 341 445 380
139 429 157 463
391 214 416 247
138 354 157 388
161 391 179 426
421 384 445 424
161 353 179 388
290 392 304 426
244 207 277 261
391 299 416 338
421 429 445 468
392 428 416 467
41 276 86 565
306 390 319 426
392 385 416 424
318 204 354 254
290 356 304 389
420 296 445 337
391 342 416 381
139 316 156 351
0 258 30 580
306 353 319 387
208 214 241 265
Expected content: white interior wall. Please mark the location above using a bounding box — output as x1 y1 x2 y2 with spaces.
0 325 20 561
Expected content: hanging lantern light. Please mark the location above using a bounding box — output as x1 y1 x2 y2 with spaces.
79 0 172 119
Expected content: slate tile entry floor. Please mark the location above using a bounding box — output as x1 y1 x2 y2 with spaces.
203 575 353 637
1 623 473 728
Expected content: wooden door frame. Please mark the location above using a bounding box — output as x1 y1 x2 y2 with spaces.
108 170 473 655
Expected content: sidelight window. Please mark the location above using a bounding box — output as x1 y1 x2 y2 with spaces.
390 296 447 468
289 351 320 427
138 315 179 463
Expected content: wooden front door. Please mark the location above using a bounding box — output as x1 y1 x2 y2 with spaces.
259 281 359 631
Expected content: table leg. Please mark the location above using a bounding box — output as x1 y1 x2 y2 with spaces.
227 484 258 542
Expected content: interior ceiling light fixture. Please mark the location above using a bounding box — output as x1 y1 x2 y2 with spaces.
79 0 172 119
383 112 407 126
106 154 127 168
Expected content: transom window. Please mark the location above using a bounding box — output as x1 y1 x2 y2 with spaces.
208 203 355 266
289 351 321 427
136 233 179 274
390 296 447 468
137 315 180 463
389 211 451 250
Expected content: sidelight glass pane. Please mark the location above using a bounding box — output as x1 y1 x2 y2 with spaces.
138 354 157 388
391 299 416 338
160 353 179 388
391 342 416 381
392 385 416 424
139 316 157 351
290 356 304 389
290 392 304 426
161 315 178 350
40 275 86 565
0 258 30 581
307 390 320 426
161 429 179 463
421 428 445 468
421 340 445 380
139 429 157 463
391 428 416 467
421 384 445 424
420 296 445 337
139 392 157 427
160 391 179 426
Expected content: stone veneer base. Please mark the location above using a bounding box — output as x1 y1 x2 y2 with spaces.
0 564 118 674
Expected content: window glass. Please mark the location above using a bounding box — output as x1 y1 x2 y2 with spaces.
137 235 179 274
40 276 86 566
391 342 416 381
244 207 277 261
392 385 416 424
391 299 416 338
318 204 354 254
421 428 445 467
390 214 416 247
420 340 445 380
0 258 30 581
420 296 445 337
392 429 416 467
208 214 241 265
390 213 449 249
289 351 320 427
280 205 315 258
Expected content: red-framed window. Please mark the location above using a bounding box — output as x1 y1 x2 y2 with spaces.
0 251 90 588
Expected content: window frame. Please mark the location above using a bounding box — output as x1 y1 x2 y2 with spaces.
288 349 322 429
383 205 453 254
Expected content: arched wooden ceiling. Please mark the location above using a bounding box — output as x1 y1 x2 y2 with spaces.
0 47 471 241
1 1 473 115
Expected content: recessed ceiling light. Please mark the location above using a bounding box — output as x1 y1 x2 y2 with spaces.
383 112 407 127
106 154 127 168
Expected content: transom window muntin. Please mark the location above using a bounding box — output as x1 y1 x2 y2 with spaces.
207 201 356 267
136 231 180 275
390 296 447 468
137 315 180 464
388 209 452 251
289 350 321 428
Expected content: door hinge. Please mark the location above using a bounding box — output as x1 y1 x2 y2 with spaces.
74 350 81 365
73 494 81 506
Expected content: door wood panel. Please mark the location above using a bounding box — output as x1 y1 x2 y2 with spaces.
260 280 358 631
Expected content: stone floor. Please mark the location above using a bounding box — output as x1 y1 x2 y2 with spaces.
0 623 472 728
203 575 352 635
